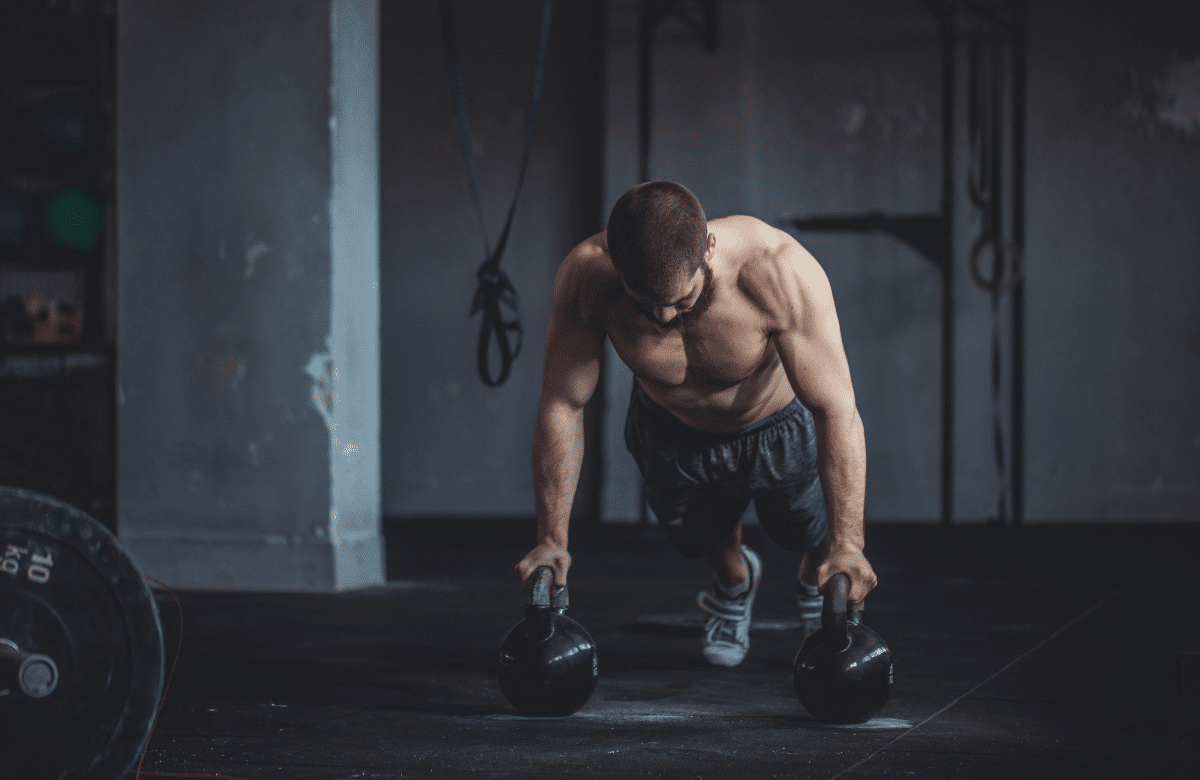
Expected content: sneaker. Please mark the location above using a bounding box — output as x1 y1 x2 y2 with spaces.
696 544 762 667
796 580 823 640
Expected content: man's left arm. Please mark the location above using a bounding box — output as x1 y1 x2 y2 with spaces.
751 226 878 604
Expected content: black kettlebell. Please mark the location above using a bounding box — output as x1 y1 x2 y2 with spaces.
793 573 893 724
497 566 598 717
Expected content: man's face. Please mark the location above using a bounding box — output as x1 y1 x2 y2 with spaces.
624 260 715 331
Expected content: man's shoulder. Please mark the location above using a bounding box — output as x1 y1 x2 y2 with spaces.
563 231 611 270
723 218 824 328
558 232 618 289
712 214 786 247
721 216 799 282
553 232 620 324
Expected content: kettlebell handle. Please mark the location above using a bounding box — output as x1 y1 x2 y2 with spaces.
822 573 853 652
525 565 568 609
824 573 850 612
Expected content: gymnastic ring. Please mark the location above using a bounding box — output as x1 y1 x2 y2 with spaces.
969 234 1025 294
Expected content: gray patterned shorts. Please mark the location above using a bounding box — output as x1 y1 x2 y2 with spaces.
624 380 829 558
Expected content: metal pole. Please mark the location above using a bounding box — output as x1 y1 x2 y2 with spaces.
939 3 956 526
637 1 654 185
1010 0 1026 524
636 1 655 526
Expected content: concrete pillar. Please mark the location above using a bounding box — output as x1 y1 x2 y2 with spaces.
116 0 382 590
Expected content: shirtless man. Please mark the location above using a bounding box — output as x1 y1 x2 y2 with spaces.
516 181 878 666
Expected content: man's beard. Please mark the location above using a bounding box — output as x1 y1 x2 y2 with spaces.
659 260 715 331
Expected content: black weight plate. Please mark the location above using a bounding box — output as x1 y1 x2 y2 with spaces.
0 487 164 780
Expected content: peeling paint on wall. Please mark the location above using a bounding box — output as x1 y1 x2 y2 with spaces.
305 338 335 431
1125 58 1200 136
245 240 270 278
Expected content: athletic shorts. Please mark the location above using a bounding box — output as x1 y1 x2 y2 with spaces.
624 381 828 558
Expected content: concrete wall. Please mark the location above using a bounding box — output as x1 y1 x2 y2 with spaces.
117 0 384 589
116 0 1197 544
601 0 1199 523
1025 1 1200 519
380 1 604 519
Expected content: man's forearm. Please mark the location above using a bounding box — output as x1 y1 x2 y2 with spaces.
532 398 587 548
813 408 867 549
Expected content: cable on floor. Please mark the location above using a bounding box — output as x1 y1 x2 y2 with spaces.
124 575 251 780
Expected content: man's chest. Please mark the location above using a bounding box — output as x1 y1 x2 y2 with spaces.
603 307 776 389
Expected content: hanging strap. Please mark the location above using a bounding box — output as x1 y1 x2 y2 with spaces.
989 290 1008 522
440 0 553 387
968 38 1013 522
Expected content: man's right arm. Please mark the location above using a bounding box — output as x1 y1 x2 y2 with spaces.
515 248 606 592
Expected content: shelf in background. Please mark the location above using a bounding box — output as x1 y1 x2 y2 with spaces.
0 349 108 378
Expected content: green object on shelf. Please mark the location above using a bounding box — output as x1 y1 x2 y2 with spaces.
44 188 103 251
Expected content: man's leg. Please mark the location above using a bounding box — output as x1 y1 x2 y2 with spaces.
795 548 824 636
696 519 762 667
706 520 748 588
756 488 826 634
797 544 820 586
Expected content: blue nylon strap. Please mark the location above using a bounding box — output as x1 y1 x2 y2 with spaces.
440 0 554 387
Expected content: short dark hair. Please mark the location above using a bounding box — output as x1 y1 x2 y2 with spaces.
606 181 707 300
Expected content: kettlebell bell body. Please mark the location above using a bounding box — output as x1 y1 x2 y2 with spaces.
793 573 893 724
498 566 598 717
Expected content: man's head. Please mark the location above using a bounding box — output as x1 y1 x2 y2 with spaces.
606 181 710 303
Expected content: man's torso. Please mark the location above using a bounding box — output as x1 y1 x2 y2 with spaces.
574 215 800 434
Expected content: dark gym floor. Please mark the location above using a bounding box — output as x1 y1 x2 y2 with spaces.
133 521 1198 780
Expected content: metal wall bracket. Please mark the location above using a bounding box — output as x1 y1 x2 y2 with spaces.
787 213 951 274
